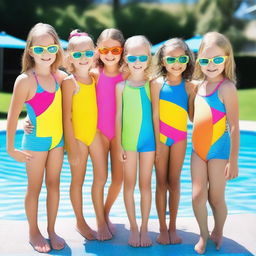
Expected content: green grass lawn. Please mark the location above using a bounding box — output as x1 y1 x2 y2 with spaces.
0 89 255 121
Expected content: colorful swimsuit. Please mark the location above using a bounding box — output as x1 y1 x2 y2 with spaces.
72 76 97 146
121 81 155 152
192 79 230 161
22 72 64 151
96 69 123 140
159 79 188 146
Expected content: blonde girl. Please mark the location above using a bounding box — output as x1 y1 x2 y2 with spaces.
116 35 155 247
191 32 239 254
7 23 67 253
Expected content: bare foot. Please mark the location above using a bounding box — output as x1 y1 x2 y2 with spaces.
76 222 96 240
140 230 152 247
169 230 182 244
210 229 223 250
106 216 116 235
194 236 208 254
29 232 51 253
156 230 170 245
48 232 65 250
97 224 112 241
128 229 140 247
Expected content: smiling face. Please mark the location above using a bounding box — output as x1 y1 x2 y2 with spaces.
69 38 94 73
162 46 187 78
29 33 57 69
199 44 226 80
125 43 150 75
98 38 122 67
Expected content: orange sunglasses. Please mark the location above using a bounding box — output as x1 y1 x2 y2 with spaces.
98 46 123 55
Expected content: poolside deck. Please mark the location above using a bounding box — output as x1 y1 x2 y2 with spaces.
1 214 255 256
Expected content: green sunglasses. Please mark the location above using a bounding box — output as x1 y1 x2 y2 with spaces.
198 56 227 66
30 44 59 55
164 55 189 64
71 50 95 59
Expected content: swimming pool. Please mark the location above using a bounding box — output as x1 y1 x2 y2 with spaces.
0 128 255 221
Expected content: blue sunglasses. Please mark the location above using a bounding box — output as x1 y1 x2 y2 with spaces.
126 55 148 63
71 50 94 59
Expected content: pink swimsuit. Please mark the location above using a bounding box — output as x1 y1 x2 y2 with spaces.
96 69 123 140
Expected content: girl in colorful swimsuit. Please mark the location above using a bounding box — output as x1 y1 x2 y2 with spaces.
150 38 195 245
191 32 239 254
7 23 67 253
62 30 105 240
90 28 127 238
116 36 155 247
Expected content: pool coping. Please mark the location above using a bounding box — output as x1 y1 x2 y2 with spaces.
0 119 255 132
0 214 255 255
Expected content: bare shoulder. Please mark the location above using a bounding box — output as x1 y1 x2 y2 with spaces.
62 75 76 89
185 80 198 95
150 76 163 90
117 80 126 90
14 72 34 90
220 79 237 93
55 69 68 84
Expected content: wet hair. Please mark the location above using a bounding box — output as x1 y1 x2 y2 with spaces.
150 38 195 81
64 29 94 73
193 32 236 83
21 23 64 73
96 28 125 67
122 35 152 79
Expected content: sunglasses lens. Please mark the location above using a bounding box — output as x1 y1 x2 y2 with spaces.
72 52 82 59
127 56 137 63
139 55 148 62
166 57 176 64
99 48 109 54
213 56 225 64
33 47 44 55
199 59 209 66
111 47 122 55
47 45 58 54
179 56 189 64
85 50 94 58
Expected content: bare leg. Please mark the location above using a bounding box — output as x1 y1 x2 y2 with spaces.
139 151 154 247
191 152 209 254
45 147 65 250
155 143 170 244
90 132 112 241
168 140 186 244
70 140 96 240
208 159 228 250
123 151 140 247
104 136 124 235
25 150 51 253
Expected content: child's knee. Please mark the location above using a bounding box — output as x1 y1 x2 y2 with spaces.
209 196 226 209
192 190 207 206
46 178 60 190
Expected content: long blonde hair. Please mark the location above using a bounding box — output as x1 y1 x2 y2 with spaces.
21 23 64 73
122 35 152 79
150 38 195 81
193 32 236 83
64 29 94 73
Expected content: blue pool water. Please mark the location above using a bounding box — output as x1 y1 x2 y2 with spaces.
0 128 255 221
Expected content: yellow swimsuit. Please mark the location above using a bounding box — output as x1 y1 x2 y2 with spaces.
72 76 97 146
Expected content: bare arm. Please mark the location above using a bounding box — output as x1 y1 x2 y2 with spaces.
150 78 162 161
61 77 79 165
221 81 240 180
186 81 197 122
115 81 126 161
7 75 32 162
